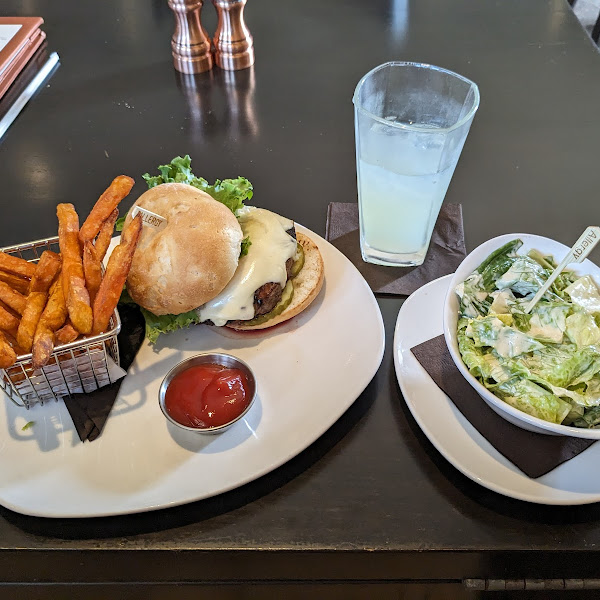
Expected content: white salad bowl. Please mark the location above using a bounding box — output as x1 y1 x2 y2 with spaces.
443 233 600 439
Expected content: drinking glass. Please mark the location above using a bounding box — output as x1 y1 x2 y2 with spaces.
353 62 479 266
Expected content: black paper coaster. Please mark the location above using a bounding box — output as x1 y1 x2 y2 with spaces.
64 303 145 442
411 335 594 478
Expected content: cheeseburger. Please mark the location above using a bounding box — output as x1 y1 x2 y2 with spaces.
122 160 323 341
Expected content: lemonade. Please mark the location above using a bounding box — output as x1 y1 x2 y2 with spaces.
357 142 456 266
352 62 479 266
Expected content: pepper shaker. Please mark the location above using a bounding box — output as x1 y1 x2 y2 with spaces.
212 0 255 70
168 0 213 74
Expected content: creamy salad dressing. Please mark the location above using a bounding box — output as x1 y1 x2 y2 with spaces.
197 207 297 326
489 289 514 314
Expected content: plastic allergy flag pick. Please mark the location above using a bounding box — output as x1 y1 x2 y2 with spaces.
524 226 600 314
130 206 167 231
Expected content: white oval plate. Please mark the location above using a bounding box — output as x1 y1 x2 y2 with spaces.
394 275 600 505
0 225 385 518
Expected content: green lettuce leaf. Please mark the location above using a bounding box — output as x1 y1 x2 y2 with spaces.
572 405 600 428
489 378 572 424
465 315 544 358
489 289 515 315
475 239 522 291
190 177 253 215
115 214 126 232
565 276 600 313
117 155 254 230
240 236 251 257
140 308 201 345
566 311 600 347
119 287 201 344
526 303 569 343
495 256 548 296
521 344 600 388
457 319 486 378
143 154 195 187
456 273 491 318
142 154 253 215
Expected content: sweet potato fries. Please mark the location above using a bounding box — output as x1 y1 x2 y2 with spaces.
0 175 140 370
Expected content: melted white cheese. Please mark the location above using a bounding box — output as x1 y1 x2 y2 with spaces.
197 207 297 326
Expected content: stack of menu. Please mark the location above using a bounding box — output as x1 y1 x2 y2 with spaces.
0 17 46 100
0 17 59 140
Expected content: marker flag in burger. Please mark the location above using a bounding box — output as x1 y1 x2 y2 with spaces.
118 156 324 343
130 206 167 231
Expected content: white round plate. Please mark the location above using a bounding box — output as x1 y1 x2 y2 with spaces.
394 275 600 505
0 225 385 518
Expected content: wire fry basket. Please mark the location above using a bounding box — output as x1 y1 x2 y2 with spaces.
0 236 121 409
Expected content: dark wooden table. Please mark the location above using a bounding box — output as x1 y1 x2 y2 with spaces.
1 1 600 598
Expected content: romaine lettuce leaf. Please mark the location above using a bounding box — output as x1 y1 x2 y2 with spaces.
495 257 547 296
572 404 600 428
456 272 490 318
526 303 569 343
457 321 486 378
489 378 572 424
518 344 600 388
489 289 515 315
566 311 600 347
565 276 600 314
465 316 544 358
475 239 522 291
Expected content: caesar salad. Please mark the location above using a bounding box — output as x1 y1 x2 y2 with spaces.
456 239 600 428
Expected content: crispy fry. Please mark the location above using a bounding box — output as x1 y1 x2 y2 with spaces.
0 303 20 333
32 325 54 369
29 251 62 293
41 278 68 330
0 301 20 340
0 330 17 369
0 251 36 278
79 176 134 244
0 299 18 318
92 214 142 334
16 292 46 353
2 330 25 356
57 203 93 334
0 281 27 314
67 279 93 334
54 321 80 345
94 208 119 262
83 242 103 304
32 278 68 369
0 270 30 295
16 252 62 354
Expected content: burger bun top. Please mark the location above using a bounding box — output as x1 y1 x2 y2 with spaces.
124 182 243 316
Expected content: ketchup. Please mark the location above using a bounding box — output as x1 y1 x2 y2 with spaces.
164 364 252 429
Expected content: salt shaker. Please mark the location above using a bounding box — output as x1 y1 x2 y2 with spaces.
212 0 255 70
168 0 213 74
